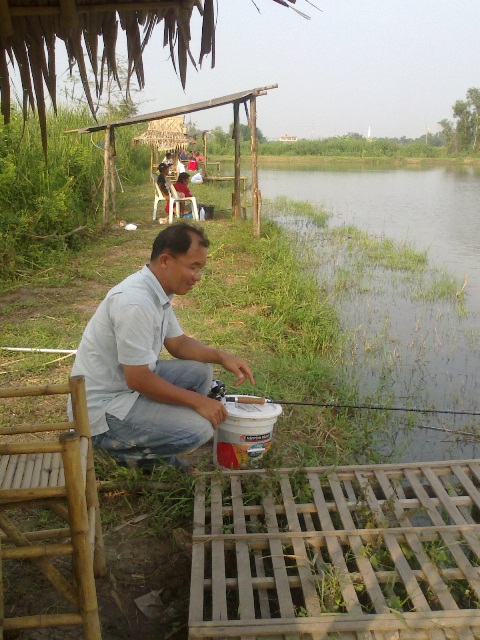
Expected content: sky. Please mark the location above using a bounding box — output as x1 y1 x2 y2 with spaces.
54 0 480 140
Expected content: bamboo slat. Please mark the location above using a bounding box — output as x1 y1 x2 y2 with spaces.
262 493 296 618
211 477 228 621
189 477 206 624
230 476 255 621
190 462 480 639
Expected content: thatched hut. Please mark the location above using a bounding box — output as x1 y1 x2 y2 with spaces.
0 0 216 154
0 0 313 155
132 116 194 172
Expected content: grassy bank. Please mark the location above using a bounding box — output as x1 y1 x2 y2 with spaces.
2 181 477 632
0 181 364 469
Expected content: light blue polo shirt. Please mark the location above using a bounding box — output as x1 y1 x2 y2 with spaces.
69 265 183 435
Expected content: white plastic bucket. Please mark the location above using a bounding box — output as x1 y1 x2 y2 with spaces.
213 396 282 469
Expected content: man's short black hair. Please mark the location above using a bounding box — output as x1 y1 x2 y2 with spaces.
150 223 209 261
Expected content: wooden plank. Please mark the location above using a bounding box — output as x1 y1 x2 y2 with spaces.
450 465 480 512
261 493 296 618
404 468 480 602
422 465 480 561
358 470 457 623
193 521 480 544
279 476 321 616
21 455 35 489
210 477 228 621
39 453 52 488
1 455 18 490
31 453 43 488
0 456 9 487
188 608 480 636
467 460 480 485
308 471 362 613
196 460 475 479
189 477 207 624
48 452 62 487
328 472 389 614
248 515 272 619
11 454 26 490
230 476 256 620
189 466 480 639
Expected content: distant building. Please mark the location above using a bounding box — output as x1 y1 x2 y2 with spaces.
279 134 298 142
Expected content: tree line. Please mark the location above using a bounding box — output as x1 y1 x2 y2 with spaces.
204 87 480 158
438 88 480 153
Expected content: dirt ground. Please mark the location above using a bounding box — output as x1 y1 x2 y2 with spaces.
0 221 216 639
3 444 211 640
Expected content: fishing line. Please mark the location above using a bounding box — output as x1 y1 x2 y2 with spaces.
225 395 480 418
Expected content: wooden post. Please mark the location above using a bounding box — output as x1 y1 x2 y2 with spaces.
102 125 111 228
250 95 260 236
202 131 208 177
110 126 117 221
233 102 241 221
60 431 102 638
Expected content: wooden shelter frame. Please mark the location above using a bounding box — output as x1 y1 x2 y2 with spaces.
66 84 277 235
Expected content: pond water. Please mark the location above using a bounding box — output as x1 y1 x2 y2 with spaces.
254 163 480 463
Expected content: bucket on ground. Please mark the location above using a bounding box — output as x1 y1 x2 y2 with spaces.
199 204 215 220
213 396 282 469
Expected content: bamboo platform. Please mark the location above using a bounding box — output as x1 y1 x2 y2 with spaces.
189 459 480 639
203 175 247 191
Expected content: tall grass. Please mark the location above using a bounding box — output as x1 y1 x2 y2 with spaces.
0 105 150 279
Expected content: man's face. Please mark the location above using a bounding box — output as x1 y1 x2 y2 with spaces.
161 236 207 296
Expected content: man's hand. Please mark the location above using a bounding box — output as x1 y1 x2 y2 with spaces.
192 394 228 429
219 354 255 387
165 336 255 388
123 363 228 429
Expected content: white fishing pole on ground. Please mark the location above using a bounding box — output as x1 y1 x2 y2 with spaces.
0 347 77 354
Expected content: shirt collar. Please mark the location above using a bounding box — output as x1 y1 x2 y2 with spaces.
142 264 173 308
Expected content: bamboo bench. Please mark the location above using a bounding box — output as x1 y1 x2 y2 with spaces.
0 376 106 639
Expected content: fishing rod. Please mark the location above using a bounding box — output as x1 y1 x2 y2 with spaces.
224 396 480 417
208 381 480 418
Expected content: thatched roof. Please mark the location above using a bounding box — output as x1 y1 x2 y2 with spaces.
1 0 315 154
132 115 194 151
0 0 215 153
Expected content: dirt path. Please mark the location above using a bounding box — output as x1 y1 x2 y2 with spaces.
1 220 212 640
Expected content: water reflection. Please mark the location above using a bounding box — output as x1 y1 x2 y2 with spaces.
259 164 480 309
257 165 480 464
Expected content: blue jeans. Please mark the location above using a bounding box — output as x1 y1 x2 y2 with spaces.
93 360 214 470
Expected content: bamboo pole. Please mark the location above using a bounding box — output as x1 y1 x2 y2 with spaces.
69 376 106 577
0 513 78 605
0 422 72 436
233 102 241 220
3 613 83 631
202 131 208 176
2 543 73 560
60 431 102 638
0 536 3 640
250 95 260 236
110 126 117 220
102 125 111 227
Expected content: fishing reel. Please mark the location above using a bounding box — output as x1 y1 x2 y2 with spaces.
208 379 226 401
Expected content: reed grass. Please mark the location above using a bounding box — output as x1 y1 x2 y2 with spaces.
0 106 150 280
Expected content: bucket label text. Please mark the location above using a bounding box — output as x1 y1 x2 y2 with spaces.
240 432 271 442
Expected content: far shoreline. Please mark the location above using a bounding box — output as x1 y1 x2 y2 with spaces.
210 154 480 166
